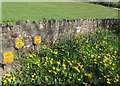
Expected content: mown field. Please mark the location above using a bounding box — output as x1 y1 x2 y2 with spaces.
2 2 119 23
2 28 120 85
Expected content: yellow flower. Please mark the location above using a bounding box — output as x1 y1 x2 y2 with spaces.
44 76 47 78
107 78 110 81
94 62 97 64
112 63 115 66
56 68 60 71
104 75 107 78
49 70 52 72
94 59 97 61
49 49 53 52
83 82 88 85
51 58 54 60
69 62 73 66
29 54 33 58
57 61 60 65
62 49 65 51
107 81 111 84
85 73 92 78
12 77 16 80
97 56 100 59
3 80 7 83
53 71 57 75
104 63 109 67
43 45 47 47
114 51 117 54
50 61 53 64
106 54 111 57
32 75 35 78
109 62 112 65
77 63 81 66
52 67 55 70
106 75 110 77
77 78 81 81
91 55 94 58
19 71 23 74
115 79 119 82
80 65 83 69
37 64 40 66
31 78 35 81
82 69 84 71
45 56 48 58
5 74 11 77
67 61 70 63
69 76 72 79
8 79 11 82
74 67 80 73
34 61 39 64
111 68 115 70
3 76 6 78
53 52 58 54
86 41 89 43
53 41 58 44
54 49 58 51
72 61 75 63
116 74 120 78
62 64 66 70
76 40 79 43
89 65 92 67
32 54 36 57
43 63 46 66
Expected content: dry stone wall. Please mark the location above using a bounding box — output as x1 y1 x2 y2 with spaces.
0 18 120 64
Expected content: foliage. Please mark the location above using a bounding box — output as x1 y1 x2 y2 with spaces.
2 29 120 85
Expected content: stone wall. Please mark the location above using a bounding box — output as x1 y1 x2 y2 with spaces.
0 18 120 64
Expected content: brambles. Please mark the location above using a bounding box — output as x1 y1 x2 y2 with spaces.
2 29 120 85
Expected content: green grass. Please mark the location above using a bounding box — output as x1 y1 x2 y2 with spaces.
2 2 119 23
2 29 120 85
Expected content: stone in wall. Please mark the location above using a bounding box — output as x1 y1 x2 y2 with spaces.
23 20 38 37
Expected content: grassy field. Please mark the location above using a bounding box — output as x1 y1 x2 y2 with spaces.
2 2 119 23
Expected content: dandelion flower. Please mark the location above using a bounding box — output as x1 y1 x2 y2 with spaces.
3 80 7 83
31 78 35 81
53 52 58 54
57 61 60 65
56 68 60 71
8 79 11 82
77 78 81 81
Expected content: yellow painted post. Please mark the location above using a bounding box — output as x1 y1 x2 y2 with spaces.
3 51 13 64
15 39 24 49
33 36 42 44
15 39 25 58
33 36 42 51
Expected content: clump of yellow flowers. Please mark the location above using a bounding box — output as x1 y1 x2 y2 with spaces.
2 73 16 84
